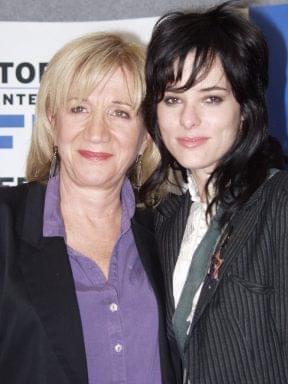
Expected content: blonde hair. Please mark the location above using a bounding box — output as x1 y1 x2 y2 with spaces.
26 32 148 182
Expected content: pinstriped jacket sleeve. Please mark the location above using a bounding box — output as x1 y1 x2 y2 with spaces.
269 177 288 364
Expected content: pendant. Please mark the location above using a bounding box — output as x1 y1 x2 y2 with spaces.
211 249 224 280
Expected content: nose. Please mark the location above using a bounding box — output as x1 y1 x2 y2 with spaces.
83 111 110 143
180 103 201 130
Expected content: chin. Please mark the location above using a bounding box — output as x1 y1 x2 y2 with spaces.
72 173 108 188
179 155 210 170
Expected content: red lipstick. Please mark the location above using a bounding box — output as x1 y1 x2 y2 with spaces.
78 150 113 160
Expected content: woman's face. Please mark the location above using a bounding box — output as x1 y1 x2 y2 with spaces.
53 67 147 190
157 53 241 177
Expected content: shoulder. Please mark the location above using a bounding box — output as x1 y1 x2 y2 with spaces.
133 205 155 231
260 170 288 201
240 170 288 211
134 193 189 232
0 181 45 216
239 170 288 228
263 171 288 221
0 183 29 208
155 192 190 218
135 193 188 220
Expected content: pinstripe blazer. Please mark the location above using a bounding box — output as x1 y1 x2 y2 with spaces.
151 170 288 384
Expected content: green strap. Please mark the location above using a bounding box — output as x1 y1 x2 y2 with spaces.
172 208 223 359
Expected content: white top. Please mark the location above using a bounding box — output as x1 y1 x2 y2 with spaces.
173 174 212 331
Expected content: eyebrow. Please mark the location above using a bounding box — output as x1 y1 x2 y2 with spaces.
112 100 133 107
67 98 133 107
199 86 228 92
67 97 83 101
165 85 229 93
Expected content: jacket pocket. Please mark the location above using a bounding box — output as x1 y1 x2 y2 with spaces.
229 274 274 295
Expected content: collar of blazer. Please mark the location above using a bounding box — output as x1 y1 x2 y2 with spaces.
154 192 193 316
132 208 182 384
132 208 166 307
18 182 89 384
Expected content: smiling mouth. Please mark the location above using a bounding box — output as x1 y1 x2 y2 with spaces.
176 136 209 148
78 150 113 160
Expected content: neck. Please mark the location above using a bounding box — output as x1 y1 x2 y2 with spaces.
190 169 211 202
59 172 123 221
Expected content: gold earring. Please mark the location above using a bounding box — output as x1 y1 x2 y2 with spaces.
135 154 143 191
240 117 244 129
49 145 58 179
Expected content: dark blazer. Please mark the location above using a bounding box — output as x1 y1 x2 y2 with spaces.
152 171 288 384
0 181 178 384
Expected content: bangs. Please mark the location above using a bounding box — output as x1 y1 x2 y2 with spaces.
45 36 145 116
66 60 117 106
52 56 144 113
160 47 216 97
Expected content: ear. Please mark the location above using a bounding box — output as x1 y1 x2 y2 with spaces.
47 110 54 125
138 131 151 155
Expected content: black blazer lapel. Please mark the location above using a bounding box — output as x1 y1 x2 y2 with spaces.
155 192 192 312
132 211 182 384
131 210 165 308
18 183 88 384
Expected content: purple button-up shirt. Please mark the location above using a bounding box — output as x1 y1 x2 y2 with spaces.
43 176 162 384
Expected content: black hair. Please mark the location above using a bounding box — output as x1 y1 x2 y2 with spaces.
141 1 286 223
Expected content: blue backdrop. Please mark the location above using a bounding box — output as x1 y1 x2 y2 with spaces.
250 3 288 153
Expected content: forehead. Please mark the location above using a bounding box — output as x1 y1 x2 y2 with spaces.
96 68 132 93
174 52 230 89
70 67 135 103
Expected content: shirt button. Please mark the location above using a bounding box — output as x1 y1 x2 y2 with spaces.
109 303 118 312
114 343 123 353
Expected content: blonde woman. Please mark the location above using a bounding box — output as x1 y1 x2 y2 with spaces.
0 33 178 384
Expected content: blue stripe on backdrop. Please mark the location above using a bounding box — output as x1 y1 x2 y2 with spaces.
0 115 25 128
0 136 13 149
249 4 288 153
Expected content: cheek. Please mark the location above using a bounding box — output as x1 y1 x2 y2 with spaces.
54 118 68 146
55 131 70 149
157 114 174 141
117 128 143 155
157 104 181 137
55 125 81 147
157 105 168 131
217 117 240 151
53 113 85 145
227 113 241 138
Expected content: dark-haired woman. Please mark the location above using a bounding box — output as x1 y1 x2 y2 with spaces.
140 2 288 383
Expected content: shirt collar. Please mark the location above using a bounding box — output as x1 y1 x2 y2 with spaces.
43 174 65 237
187 173 201 203
186 172 215 206
120 177 136 234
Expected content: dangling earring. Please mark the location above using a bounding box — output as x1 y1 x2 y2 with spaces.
135 153 143 191
240 117 244 130
49 145 58 179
